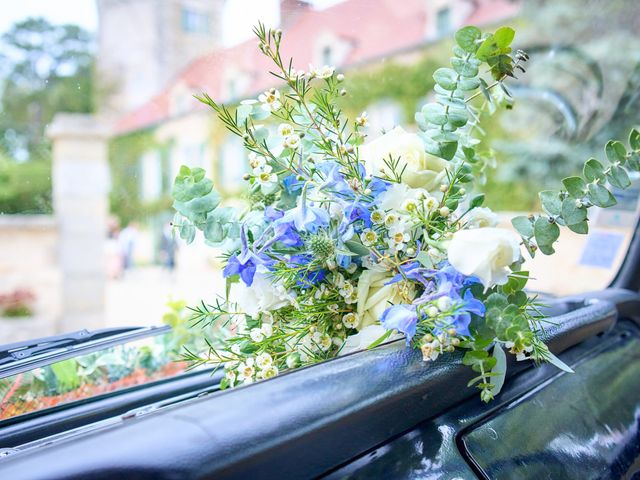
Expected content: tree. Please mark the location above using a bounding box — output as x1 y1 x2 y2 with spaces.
0 17 95 213
0 17 94 159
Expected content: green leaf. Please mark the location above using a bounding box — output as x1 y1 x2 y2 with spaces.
366 329 394 350
583 158 605 182
607 164 631 189
416 251 433 268
562 176 586 198
173 189 221 219
422 104 447 125
630 128 640 151
457 77 480 90
478 78 492 102
433 68 458 91
493 26 515 48
561 198 587 225
534 217 560 254
545 350 574 374
605 140 627 165
511 215 534 238
172 166 214 202
451 57 479 78
568 221 589 234
490 343 507 397
587 183 617 208
447 108 468 128
51 359 80 390
470 193 485 208
539 191 562 216
345 240 370 256
455 25 482 52
179 222 196 244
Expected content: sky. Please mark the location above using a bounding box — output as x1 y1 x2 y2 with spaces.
0 0 345 45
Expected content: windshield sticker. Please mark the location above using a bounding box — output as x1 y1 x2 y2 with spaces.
579 231 625 269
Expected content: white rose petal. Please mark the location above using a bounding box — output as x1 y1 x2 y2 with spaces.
232 266 294 318
339 324 400 356
359 126 448 191
447 227 521 289
466 207 499 229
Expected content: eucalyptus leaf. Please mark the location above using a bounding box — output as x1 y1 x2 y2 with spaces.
630 128 640 151
607 164 630 189
587 183 617 208
490 343 507 397
345 240 370 256
539 191 561 216
493 26 515 48
433 68 458 91
454 25 481 52
562 176 586 198
561 198 587 226
583 158 605 182
416 251 433 268
605 140 627 164
511 215 534 238
534 217 559 254
422 103 447 125
470 193 485 208
567 221 589 234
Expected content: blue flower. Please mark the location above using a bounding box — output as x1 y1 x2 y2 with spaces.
223 227 271 286
290 254 327 287
282 175 304 194
280 184 330 233
380 304 419 345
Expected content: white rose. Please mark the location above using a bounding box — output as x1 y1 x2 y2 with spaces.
356 269 416 328
447 227 521 289
466 207 499 229
232 266 293 318
359 126 448 190
339 324 400 356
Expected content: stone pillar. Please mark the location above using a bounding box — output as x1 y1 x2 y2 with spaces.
47 114 111 333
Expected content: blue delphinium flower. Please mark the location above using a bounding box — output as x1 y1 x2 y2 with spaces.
289 254 327 287
223 227 272 286
280 184 330 233
380 304 418 345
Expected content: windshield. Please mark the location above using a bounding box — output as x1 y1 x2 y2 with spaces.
0 0 638 349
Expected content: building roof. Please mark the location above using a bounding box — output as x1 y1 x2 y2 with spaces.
115 0 520 134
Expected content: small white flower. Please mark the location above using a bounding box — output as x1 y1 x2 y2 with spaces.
424 196 437 211
231 344 242 355
237 359 255 382
248 152 266 170
387 224 411 252
370 209 385 225
278 123 294 137
355 111 368 127
225 370 236 386
288 68 305 80
283 134 301 149
401 198 419 213
312 331 332 351
466 207 499 229
436 296 453 312
344 292 358 304
258 89 281 111
360 228 378 247
384 213 399 228
310 64 335 79
261 323 273 338
339 281 355 298
342 312 359 329
256 352 273 369
255 166 278 193
250 328 265 343
260 365 279 379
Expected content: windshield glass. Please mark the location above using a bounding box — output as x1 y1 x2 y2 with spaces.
0 325 209 422
0 0 638 350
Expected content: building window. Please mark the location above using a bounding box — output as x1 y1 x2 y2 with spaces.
436 7 451 37
181 8 209 34
322 45 333 66
219 136 247 191
140 151 163 201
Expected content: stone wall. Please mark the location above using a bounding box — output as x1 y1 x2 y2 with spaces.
0 215 61 344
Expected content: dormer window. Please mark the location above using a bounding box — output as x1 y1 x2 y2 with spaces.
181 7 210 34
322 46 333 66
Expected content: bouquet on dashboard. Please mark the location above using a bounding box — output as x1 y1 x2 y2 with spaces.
172 23 640 401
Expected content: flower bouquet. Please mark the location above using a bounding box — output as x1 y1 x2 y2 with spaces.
172 24 640 401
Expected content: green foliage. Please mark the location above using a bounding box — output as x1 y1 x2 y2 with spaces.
0 157 52 214
416 25 525 165
0 17 95 160
513 128 640 255
108 131 173 225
